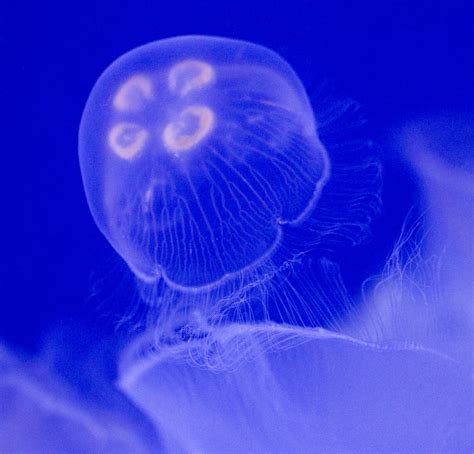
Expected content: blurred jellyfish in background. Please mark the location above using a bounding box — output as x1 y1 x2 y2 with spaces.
354 113 474 367
0 332 163 453
402 113 473 365
78 36 473 452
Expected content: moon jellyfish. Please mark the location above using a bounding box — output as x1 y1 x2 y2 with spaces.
78 38 472 452
79 35 379 333
354 113 474 367
0 341 162 453
118 323 472 453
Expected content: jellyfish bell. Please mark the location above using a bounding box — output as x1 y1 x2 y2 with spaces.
79 35 328 287
79 35 380 332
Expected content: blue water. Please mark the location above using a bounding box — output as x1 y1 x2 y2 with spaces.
3 0 470 350
0 1 472 452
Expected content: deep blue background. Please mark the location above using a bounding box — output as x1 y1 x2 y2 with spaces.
1 0 472 352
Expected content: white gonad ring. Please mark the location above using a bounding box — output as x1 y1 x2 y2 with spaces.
163 105 214 153
113 75 153 112
168 60 215 96
108 122 149 160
